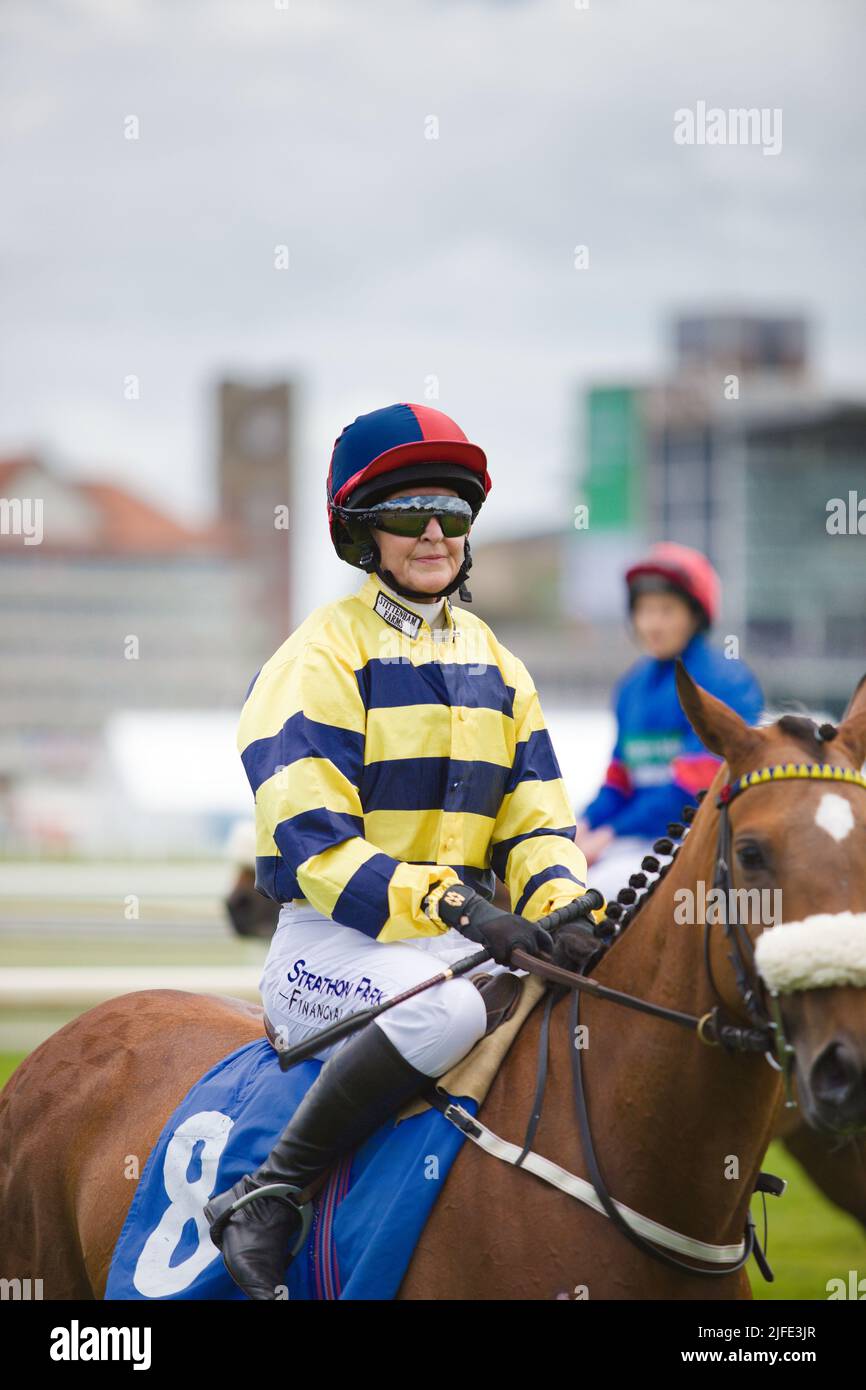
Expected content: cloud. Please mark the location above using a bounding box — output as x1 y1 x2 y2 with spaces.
1 0 864 614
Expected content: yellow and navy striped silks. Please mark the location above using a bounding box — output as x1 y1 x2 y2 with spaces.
238 571 589 943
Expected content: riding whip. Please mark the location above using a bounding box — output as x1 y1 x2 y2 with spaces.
276 888 604 1071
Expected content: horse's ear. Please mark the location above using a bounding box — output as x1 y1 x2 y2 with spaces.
840 672 866 723
835 672 866 768
675 660 757 762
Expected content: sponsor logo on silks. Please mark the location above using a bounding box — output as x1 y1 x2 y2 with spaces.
282 990 347 1024
622 732 684 787
282 957 386 1008
374 590 422 639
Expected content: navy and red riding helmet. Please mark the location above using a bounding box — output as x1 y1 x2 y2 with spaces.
326 402 492 601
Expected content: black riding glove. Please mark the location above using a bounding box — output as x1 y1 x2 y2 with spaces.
549 888 606 973
423 881 554 966
552 920 604 973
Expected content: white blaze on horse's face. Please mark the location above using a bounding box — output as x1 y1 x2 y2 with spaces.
814 792 855 843
754 912 866 993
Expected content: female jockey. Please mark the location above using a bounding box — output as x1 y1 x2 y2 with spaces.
204 402 599 1299
574 541 764 902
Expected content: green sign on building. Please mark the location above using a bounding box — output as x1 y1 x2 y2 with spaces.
584 386 644 531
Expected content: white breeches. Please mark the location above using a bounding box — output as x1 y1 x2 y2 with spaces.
259 901 523 1078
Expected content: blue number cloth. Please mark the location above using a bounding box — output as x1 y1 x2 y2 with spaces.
105 1035 477 1300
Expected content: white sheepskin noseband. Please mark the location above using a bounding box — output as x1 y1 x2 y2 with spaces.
754 912 866 993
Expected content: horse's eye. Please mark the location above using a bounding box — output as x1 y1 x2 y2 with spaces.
736 842 766 871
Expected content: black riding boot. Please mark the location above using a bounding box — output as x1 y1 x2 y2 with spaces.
204 1022 434 1299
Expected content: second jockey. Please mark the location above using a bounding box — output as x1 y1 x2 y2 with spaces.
575 541 764 900
205 402 599 1298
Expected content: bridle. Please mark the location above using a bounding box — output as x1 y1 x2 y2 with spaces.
545 762 866 1097
707 762 866 1101
469 760 866 1281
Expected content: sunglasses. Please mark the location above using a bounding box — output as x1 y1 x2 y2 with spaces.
340 495 473 539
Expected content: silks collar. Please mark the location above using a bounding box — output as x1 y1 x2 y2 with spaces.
356 571 457 641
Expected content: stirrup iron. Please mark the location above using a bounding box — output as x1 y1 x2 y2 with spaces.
209 1180 314 1257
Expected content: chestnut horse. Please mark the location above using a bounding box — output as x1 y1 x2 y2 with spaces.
224 844 866 1229
2 666 866 1299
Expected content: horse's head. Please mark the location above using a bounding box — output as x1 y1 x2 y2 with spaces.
676 662 866 1136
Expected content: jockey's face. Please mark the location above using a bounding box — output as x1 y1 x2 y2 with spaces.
370 485 466 596
631 590 700 660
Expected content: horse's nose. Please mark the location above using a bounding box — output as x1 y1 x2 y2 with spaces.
809 1038 866 1132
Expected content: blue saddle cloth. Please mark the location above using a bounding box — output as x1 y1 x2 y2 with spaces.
104 1035 478 1300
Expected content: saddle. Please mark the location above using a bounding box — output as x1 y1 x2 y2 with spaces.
262 971 523 1052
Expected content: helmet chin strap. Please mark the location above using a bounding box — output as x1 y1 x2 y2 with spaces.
361 538 474 603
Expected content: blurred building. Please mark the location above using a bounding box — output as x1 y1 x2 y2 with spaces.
466 526 635 703
0 377 296 851
487 312 866 713
606 315 864 711
217 379 295 645
0 454 267 766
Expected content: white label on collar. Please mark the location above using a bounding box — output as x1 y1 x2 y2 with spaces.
374 590 422 638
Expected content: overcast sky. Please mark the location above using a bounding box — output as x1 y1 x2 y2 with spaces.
2 0 864 614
